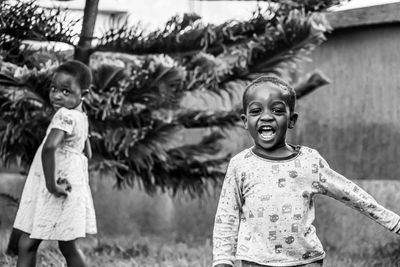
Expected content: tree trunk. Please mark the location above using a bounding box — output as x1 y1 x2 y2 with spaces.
74 0 99 64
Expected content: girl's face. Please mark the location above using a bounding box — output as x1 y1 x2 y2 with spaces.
49 72 83 111
241 83 298 157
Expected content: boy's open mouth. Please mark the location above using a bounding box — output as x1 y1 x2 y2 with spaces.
258 125 275 141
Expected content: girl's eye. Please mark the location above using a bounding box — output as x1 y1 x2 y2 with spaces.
50 86 56 92
62 89 70 95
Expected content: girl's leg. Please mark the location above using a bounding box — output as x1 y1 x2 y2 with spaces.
16 233 42 267
58 239 86 267
6 228 24 256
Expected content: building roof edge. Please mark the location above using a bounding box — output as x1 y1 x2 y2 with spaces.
327 2 400 29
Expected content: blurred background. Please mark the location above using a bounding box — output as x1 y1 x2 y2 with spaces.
1 0 400 266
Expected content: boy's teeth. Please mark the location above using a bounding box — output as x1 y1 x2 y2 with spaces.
259 126 274 132
260 130 274 138
258 126 275 139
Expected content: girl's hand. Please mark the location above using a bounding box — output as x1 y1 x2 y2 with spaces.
57 178 72 193
52 178 72 197
51 185 69 198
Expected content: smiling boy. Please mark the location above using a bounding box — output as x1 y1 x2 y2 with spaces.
212 76 400 267
241 78 298 159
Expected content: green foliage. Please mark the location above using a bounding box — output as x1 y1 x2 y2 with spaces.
0 0 344 196
0 0 78 65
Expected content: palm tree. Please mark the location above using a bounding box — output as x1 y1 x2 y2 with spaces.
0 0 341 197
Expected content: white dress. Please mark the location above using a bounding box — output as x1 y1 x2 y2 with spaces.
13 107 97 240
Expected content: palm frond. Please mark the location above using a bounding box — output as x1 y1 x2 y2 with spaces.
176 110 240 128
294 70 331 98
95 9 274 55
0 0 78 45
0 73 21 86
91 64 126 92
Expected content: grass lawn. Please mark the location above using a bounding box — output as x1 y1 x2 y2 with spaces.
1 230 400 267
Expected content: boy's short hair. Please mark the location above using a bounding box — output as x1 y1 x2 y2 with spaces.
55 60 92 90
242 76 296 113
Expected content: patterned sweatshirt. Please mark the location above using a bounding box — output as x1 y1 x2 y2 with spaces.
212 146 400 267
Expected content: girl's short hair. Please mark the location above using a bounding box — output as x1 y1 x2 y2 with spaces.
242 76 296 113
55 60 92 90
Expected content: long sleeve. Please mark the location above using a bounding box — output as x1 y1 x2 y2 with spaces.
317 155 400 234
212 160 243 267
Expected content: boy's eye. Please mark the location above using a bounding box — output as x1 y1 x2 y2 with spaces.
249 108 261 114
272 107 285 113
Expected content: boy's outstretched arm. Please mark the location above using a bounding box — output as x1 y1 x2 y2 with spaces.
317 156 400 234
213 161 242 267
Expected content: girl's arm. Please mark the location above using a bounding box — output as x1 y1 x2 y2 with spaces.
212 161 242 267
317 156 400 234
83 138 92 159
42 128 69 197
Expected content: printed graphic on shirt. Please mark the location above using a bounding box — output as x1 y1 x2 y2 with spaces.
285 236 295 244
278 178 286 188
275 244 283 253
268 231 277 241
311 164 318 174
294 159 301 168
289 171 298 178
282 204 292 214
269 214 279 222
259 195 271 201
319 173 326 183
272 165 280 174
257 207 265 218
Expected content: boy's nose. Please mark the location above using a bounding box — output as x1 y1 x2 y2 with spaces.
260 111 273 120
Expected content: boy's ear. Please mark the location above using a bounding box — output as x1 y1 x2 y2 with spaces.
240 114 248 129
288 112 298 129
